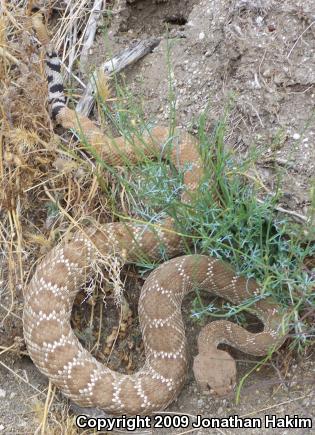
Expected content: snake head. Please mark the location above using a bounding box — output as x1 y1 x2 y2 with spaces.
193 347 236 396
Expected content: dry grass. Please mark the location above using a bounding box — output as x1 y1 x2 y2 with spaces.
0 1 126 432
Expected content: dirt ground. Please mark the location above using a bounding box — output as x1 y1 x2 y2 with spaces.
0 0 314 433
104 0 315 217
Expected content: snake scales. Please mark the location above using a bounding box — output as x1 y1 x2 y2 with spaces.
23 14 288 415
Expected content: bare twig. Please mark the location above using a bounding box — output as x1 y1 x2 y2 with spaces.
76 37 161 116
256 198 308 223
0 360 44 395
240 393 312 418
237 171 309 223
79 0 106 73
287 20 315 58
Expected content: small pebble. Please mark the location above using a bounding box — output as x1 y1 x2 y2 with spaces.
256 16 263 25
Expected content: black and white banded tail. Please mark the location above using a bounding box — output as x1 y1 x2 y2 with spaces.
45 51 66 121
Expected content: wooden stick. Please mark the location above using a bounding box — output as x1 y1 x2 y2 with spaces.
76 37 161 116
256 199 308 223
79 0 106 73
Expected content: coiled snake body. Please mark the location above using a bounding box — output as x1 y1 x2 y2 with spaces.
23 17 287 415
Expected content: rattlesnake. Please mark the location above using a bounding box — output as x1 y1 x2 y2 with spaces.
23 13 288 415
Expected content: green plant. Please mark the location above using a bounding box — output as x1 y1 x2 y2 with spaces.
83 39 314 355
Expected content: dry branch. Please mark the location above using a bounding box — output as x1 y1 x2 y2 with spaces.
79 0 106 73
76 37 161 116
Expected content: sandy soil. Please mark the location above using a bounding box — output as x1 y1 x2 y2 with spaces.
100 0 314 216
